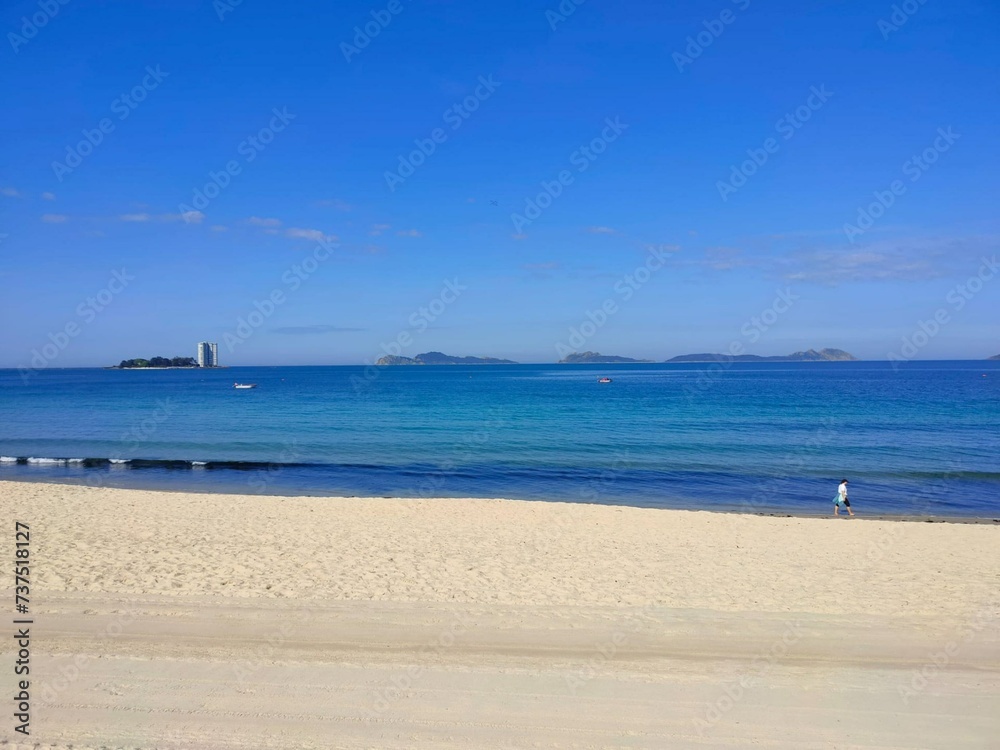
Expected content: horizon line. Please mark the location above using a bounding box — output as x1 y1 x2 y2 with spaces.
3 358 1000 371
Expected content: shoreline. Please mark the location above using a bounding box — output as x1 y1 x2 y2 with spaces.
5 479 998 611
3 476 998 523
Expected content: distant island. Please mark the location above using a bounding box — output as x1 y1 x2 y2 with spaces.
665 348 858 363
114 356 200 369
558 351 654 364
375 351 518 366
989 354 1000 360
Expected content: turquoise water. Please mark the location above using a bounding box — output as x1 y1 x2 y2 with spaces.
1 362 998 517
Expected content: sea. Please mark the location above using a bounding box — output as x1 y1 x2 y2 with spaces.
1 361 998 518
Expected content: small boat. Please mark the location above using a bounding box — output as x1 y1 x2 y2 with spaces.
598 377 612 384
233 383 257 389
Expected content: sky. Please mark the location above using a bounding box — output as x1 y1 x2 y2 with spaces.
1 0 998 367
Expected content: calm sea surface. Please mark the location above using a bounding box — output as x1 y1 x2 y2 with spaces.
1 362 998 517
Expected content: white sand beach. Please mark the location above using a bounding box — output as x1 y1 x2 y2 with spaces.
1 480 998 749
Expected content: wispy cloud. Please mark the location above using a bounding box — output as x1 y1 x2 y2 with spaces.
767 228 855 241
270 325 364 334
512 233 528 241
523 262 560 271
523 260 561 280
315 198 352 211
248 216 282 227
693 235 998 284
648 243 681 254
178 210 204 224
703 246 748 271
1 187 20 198
41 192 56 201
369 223 391 236
118 211 204 224
587 226 616 234
286 227 336 242
41 214 68 223
210 225 228 232
396 229 422 238
774 247 941 283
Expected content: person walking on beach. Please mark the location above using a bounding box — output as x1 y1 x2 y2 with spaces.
834 479 854 516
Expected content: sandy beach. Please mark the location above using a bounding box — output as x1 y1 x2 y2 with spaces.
1 480 998 749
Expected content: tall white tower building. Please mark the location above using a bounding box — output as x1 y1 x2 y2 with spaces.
197 341 219 367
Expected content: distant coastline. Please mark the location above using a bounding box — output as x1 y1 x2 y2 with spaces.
373 348 862 366
555 348 859 364
111 355 225 370
558 352 653 364
104 366 229 370
665 348 857 363
375 351 518 366
76 350 1000 369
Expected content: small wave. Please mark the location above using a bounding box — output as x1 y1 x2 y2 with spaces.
4 455 315 471
127 459 194 469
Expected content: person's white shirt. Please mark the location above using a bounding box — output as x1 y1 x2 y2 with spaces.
838 481 848 500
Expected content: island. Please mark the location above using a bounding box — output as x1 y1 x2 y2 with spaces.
113 356 200 369
558 351 654 364
989 354 1000 360
665 348 857 363
375 352 518 366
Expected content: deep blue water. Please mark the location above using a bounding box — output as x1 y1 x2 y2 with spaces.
1 362 998 517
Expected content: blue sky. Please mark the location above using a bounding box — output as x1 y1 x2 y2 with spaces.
1 0 998 367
